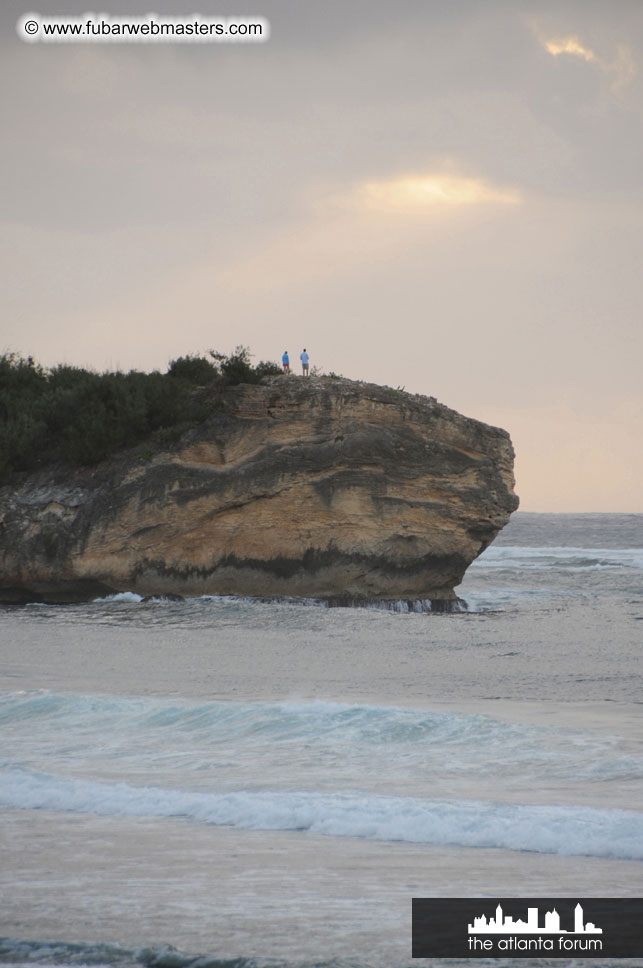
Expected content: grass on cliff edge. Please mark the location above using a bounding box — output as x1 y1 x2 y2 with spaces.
0 348 283 482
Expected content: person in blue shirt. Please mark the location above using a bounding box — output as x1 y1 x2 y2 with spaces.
282 350 290 373
300 348 309 376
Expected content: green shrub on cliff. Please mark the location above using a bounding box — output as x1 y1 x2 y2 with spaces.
167 347 281 387
0 354 48 477
167 354 218 384
0 348 281 481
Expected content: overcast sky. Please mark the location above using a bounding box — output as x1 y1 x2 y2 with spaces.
2 0 642 511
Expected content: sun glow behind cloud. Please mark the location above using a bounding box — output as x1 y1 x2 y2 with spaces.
357 174 520 214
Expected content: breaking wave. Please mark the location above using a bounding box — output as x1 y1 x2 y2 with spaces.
1 766 642 861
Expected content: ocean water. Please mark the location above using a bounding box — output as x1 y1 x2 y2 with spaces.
0 512 642 968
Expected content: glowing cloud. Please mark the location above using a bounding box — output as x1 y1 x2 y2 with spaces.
542 33 636 93
545 36 597 63
357 174 520 214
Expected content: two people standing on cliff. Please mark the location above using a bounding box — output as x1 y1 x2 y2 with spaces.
281 349 310 375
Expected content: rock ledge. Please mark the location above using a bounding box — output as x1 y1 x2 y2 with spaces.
0 376 518 608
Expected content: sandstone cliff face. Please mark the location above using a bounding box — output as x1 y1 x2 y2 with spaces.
0 377 518 607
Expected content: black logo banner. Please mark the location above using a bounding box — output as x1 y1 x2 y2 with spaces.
412 898 643 958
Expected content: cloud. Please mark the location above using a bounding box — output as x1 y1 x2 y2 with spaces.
609 43 638 93
331 173 521 216
360 174 521 213
541 32 636 93
545 36 597 63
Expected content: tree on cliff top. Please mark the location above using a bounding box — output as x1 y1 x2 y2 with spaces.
167 346 280 386
0 349 282 481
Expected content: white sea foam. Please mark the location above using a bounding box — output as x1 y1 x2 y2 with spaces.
89 592 460 613
2 767 642 860
92 592 144 603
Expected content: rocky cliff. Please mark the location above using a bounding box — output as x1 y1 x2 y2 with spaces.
0 377 518 608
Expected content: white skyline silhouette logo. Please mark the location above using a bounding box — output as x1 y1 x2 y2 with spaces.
468 903 603 935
